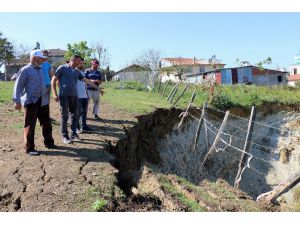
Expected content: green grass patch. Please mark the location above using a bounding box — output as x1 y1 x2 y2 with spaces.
158 176 206 212
0 81 14 106
91 199 108 212
10 122 23 133
176 177 219 205
102 82 172 114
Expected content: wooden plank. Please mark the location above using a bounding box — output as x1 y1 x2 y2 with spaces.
192 102 207 152
167 82 179 102
200 110 230 168
162 80 170 97
257 170 300 203
234 106 256 188
173 83 190 106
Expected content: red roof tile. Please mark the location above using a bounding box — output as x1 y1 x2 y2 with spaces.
162 58 225 66
288 74 300 81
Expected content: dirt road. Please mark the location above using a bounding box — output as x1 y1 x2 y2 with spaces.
0 100 137 211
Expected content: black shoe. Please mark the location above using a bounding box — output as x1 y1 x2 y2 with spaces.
26 150 40 156
82 125 92 133
70 133 81 141
94 114 102 121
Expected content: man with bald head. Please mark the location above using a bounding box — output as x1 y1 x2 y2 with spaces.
13 49 55 156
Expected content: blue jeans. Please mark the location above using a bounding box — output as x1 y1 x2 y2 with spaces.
59 96 78 138
78 98 88 129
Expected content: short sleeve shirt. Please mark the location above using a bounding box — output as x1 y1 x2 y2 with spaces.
85 69 102 90
55 64 84 96
41 61 51 86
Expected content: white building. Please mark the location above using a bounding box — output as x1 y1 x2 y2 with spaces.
159 57 225 83
288 51 300 86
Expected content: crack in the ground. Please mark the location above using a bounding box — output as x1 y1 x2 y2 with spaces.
79 160 89 182
39 160 46 182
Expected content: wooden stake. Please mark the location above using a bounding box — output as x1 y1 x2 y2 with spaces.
257 170 300 203
169 84 179 104
167 83 179 102
192 102 207 152
177 91 197 129
157 76 162 94
173 83 190 106
234 106 256 188
200 110 230 168
162 80 170 97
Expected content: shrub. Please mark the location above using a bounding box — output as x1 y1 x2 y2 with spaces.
91 199 108 212
295 81 300 89
118 81 148 92
211 93 233 109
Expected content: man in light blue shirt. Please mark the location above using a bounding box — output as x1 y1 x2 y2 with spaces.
41 50 54 103
13 49 55 155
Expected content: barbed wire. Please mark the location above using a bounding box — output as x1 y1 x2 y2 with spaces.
206 105 300 135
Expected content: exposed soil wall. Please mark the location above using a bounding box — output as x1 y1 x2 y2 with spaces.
113 104 300 207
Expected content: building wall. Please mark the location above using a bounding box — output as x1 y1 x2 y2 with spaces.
252 73 287 86
290 65 300 75
237 67 252 83
221 69 232 84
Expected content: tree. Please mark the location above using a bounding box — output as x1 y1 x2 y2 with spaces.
91 41 110 69
134 49 162 72
13 43 32 58
0 31 14 81
64 41 93 66
234 58 251 66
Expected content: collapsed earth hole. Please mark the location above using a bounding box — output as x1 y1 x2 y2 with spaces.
111 105 300 207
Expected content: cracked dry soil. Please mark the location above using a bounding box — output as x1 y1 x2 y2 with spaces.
0 100 137 212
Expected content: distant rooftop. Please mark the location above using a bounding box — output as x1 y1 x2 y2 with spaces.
161 57 225 66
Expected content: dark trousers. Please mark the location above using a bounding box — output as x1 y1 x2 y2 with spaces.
59 96 78 138
77 98 89 129
24 99 54 152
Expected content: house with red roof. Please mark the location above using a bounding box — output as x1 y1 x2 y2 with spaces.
159 57 225 83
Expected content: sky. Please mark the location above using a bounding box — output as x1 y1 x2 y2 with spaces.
0 12 299 71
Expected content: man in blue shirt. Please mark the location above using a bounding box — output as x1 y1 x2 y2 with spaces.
85 58 103 120
51 55 101 144
13 50 55 156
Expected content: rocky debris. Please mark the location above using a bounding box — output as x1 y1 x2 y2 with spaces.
1 144 14 152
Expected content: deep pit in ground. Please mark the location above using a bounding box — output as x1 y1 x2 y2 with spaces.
110 104 300 210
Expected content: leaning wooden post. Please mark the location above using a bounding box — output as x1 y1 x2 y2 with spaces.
167 82 179 102
192 102 207 152
204 111 209 152
234 106 256 188
177 91 197 129
257 170 300 204
173 83 190 106
169 84 179 104
200 110 230 168
157 75 162 94
162 80 170 97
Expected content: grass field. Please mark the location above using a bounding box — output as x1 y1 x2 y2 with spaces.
2 80 300 115
0 81 14 106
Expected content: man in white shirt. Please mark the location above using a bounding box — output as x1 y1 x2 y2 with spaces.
76 57 92 133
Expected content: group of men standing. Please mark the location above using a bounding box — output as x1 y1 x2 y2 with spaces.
13 49 104 155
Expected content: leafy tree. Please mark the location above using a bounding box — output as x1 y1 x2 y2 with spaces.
0 31 14 81
64 41 93 66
